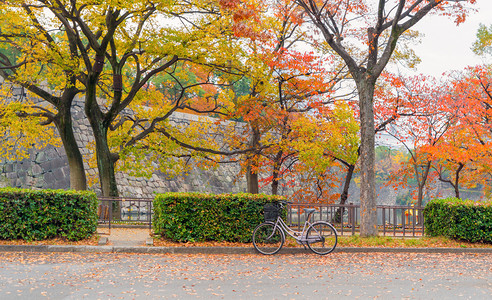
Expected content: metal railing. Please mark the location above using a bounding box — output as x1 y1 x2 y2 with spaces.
287 203 425 237
98 197 153 231
97 198 425 237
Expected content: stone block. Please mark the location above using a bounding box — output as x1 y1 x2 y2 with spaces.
53 180 68 190
39 160 53 172
31 164 43 175
7 172 17 179
34 179 45 189
44 172 55 184
35 152 46 163
45 147 58 159
53 168 67 182
15 177 26 188
51 158 68 170
4 164 13 173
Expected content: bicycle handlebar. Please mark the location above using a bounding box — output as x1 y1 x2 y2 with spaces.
277 200 292 207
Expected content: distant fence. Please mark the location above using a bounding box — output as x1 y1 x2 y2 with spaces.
97 198 425 237
287 203 425 237
98 197 153 230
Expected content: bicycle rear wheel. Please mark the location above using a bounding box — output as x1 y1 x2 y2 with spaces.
306 221 337 255
252 222 284 255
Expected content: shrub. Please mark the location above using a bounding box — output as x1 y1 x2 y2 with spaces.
0 188 98 241
153 192 286 242
424 198 491 243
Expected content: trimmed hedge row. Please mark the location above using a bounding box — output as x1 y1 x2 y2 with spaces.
423 198 491 243
0 188 98 241
153 192 286 242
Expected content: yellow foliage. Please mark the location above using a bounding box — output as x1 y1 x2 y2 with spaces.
0 98 60 161
292 101 360 171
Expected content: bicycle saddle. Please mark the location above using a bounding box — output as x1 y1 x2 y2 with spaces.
304 208 316 215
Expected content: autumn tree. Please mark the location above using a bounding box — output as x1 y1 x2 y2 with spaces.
107 62 236 181
431 66 492 198
381 74 457 206
473 23 492 57
290 101 360 205
195 0 340 195
0 4 87 190
0 0 245 197
295 0 475 236
428 126 481 199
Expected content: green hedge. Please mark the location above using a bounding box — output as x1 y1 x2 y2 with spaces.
423 198 492 243
0 188 98 241
153 192 286 242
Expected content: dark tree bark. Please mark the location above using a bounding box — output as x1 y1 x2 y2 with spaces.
54 91 87 191
271 149 283 195
246 127 261 194
438 162 464 199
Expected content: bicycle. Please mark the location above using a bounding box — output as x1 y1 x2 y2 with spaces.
252 201 338 255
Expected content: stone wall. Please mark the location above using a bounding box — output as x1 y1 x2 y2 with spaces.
0 97 255 197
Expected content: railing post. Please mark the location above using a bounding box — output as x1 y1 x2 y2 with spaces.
109 199 113 233
412 207 416 237
149 201 152 232
382 207 386 236
421 207 425 236
401 208 406 236
297 205 301 231
393 208 396 236
351 204 355 236
340 205 344 236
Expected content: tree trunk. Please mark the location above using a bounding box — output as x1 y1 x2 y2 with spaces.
246 165 259 194
357 79 378 237
91 123 118 197
340 164 355 206
416 161 431 208
454 163 464 199
55 104 87 191
271 168 279 195
84 82 119 198
271 150 284 195
246 126 261 194
334 164 355 223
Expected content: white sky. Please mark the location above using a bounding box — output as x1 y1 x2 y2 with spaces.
408 0 491 77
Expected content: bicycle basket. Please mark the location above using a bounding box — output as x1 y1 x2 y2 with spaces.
263 203 280 222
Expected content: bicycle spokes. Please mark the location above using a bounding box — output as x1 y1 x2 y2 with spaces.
252 223 284 255
306 221 337 255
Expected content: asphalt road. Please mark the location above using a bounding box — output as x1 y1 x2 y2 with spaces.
0 252 490 299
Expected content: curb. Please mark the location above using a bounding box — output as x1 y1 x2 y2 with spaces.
0 245 491 254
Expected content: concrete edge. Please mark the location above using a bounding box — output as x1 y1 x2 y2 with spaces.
0 245 490 254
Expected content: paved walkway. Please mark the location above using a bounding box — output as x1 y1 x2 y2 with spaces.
98 227 152 247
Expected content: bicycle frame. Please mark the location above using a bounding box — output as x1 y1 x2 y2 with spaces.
272 212 318 244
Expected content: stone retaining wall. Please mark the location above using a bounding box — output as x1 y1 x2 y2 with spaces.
0 97 258 197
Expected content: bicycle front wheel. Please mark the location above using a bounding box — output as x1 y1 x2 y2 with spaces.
252 222 284 255
306 221 337 255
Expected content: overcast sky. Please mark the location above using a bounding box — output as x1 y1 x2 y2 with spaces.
407 0 491 77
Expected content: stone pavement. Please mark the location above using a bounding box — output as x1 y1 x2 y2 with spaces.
0 251 490 299
97 227 153 247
